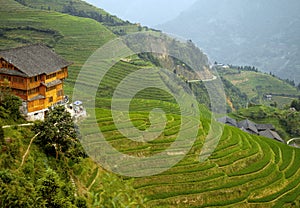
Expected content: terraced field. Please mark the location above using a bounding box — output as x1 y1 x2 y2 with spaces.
2 1 300 207
218 68 300 108
0 0 115 95
86 103 299 207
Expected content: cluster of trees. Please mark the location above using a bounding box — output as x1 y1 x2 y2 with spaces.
280 111 300 137
0 169 87 207
268 72 299 88
62 2 122 26
34 106 86 160
0 105 146 207
0 80 23 124
0 82 147 206
291 99 300 111
221 77 248 112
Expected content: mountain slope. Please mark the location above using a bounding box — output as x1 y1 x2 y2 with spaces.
0 0 115 94
159 0 300 83
217 66 300 108
1 0 300 207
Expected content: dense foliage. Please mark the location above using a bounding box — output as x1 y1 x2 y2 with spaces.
221 77 248 112
291 99 300 111
0 80 23 124
34 106 86 160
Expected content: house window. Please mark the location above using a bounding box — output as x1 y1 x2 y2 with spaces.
3 76 11 82
13 89 26 95
28 102 34 108
48 96 53 103
46 86 56 92
28 87 39 95
46 73 56 80
39 99 44 105
57 90 63 97
12 77 24 83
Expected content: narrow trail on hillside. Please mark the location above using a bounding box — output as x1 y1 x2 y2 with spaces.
2 123 34 129
88 168 99 191
19 132 40 169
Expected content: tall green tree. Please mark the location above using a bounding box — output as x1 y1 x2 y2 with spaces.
0 170 37 207
37 169 76 208
34 106 78 159
291 99 300 111
0 79 22 122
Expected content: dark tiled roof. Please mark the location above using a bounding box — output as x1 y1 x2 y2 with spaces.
0 44 72 77
41 79 62 88
256 124 275 131
0 68 27 77
259 129 285 143
238 119 258 134
217 116 237 127
28 94 45 102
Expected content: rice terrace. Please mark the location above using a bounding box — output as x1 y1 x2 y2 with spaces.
0 0 300 207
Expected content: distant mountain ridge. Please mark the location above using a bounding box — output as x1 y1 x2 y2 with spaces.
159 0 300 83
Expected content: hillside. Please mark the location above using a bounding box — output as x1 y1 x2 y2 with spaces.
1 0 300 207
217 66 300 108
14 0 151 35
159 0 300 83
230 105 300 140
0 0 116 95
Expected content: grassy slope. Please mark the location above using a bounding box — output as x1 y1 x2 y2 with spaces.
94 103 300 207
0 0 117 205
1 1 300 207
13 0 124 24
218 68 300 108
14 0 149 35
0 0 115 95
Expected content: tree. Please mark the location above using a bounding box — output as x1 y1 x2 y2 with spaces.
34 106 78 159
0 170 37 207
0 79 22 122
291 99 300 111
297 83 300 91
37 169 76 208
0 122 4 145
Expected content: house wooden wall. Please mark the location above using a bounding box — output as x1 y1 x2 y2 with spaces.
0 58 68 113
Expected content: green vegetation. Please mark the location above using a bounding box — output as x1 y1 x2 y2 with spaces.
33 106 86 160
230 104 300 140
1 0 300 207
0 0 115 96
0 80 24 124
291 99 300 111
217 66 300 108
14 0 151 35
221 77 248 112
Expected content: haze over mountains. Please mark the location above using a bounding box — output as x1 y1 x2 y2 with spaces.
158 0 300 83
84 0 197 27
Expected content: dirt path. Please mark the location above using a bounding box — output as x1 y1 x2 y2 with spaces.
3 123 34 129
88 168 99 191
188 75 217 83
19 132 40 169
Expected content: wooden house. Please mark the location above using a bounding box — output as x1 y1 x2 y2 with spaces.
238 119 259 135
217 116 237 127
0 44 72 120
